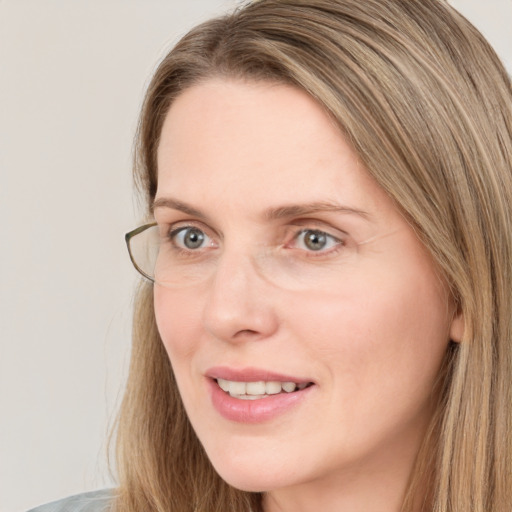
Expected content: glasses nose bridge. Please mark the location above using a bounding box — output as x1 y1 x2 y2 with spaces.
212 239 270 287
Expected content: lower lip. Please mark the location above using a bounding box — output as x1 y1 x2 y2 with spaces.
208 379 314 423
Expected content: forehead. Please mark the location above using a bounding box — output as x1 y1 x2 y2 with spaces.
155 79 391 217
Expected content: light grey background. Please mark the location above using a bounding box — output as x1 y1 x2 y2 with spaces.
0 1 510 511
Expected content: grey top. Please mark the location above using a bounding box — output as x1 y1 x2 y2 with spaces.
26 490 113 512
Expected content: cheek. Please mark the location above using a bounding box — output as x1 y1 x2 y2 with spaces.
286 266 451 407
154 286 203 361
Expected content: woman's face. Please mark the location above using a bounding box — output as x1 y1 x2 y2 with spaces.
154 79 462 500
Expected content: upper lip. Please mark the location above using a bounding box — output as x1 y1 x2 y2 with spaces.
205 366 314 384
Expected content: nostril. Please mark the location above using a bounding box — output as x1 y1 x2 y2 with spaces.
234 329 259 337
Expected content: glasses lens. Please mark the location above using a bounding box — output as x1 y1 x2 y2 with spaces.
127 223 214 286
127 224 160 280
127 224 392 291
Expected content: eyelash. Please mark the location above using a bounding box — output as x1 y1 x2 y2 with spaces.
165 223 345 257
290 229 343 255
169 225 214 247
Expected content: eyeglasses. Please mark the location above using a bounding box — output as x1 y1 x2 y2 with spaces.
126 222 227 287
125 221 363 291
125 223 159 282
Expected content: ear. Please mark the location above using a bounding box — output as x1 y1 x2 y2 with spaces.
449 308 464 343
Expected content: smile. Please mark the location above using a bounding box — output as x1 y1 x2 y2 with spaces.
216 378 311 399
206 367 315 422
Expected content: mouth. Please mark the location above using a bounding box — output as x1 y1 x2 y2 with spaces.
207 368 315 422
215 378 314 400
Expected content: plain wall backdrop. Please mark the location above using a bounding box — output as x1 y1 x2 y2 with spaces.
0 1 510 511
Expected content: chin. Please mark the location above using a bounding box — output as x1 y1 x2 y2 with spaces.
206 451 294 493
215 468 280 493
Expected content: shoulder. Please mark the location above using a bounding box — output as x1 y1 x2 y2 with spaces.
26 489 114 512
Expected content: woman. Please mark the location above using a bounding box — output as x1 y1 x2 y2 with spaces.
30 0 512 511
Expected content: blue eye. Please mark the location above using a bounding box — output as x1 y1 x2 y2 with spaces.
171 227 210 250
295 229 340 252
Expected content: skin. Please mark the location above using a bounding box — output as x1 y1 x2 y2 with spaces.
153 79 464 512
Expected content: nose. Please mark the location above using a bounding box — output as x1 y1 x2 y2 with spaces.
202 250 280 343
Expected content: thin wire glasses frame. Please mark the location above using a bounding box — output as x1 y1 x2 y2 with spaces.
125 222 157 282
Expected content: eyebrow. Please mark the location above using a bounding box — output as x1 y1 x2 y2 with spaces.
264 202 371 221
152 197 206 219
152 197 371 222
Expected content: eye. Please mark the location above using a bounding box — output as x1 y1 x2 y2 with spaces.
294 229 341 252
171 226 211 250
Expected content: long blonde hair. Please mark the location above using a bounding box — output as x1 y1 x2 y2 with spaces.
114 1 512 510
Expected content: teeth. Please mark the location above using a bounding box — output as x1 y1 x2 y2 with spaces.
265 381 282 395
217 378 230 392
230 381 246 396
216 378 310 398
282 381 296 393
246 381 266 395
